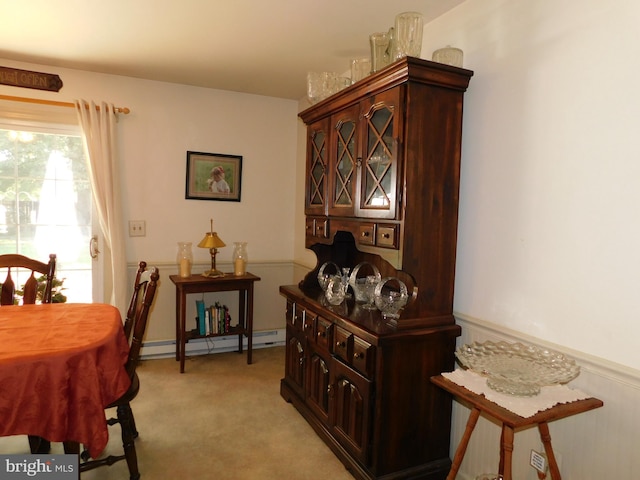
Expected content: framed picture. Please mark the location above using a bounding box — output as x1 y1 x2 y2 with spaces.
185 151 242 202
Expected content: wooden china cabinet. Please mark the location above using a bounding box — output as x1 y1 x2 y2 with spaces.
280 57 473 480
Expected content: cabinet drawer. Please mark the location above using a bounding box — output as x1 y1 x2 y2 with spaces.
352 336 375 378
316 316 333 351
305 217 330 239
333 326 352 363
289 303 304 331
357 223 375 246
376 224 398 248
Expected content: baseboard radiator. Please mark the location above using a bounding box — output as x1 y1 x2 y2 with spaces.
140 329 286 360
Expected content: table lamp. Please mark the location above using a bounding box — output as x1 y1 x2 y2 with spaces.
197 219 226 278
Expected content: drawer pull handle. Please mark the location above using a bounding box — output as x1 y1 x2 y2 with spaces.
361 231 370 237
336 341 346 349
353 352 364 360
382 233 390 239
317 331 326 338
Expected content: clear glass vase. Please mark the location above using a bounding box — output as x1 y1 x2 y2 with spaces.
176 242 193 278
394 11 423 59
232 242 248 276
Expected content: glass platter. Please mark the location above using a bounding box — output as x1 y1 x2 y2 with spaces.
455 341 580 396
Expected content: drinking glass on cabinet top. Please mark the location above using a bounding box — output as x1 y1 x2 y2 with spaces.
307 72 350 104
394 11 423 58
350 57 371 84
369 31 391 72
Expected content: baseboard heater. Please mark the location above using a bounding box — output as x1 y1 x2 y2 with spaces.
140 329 286 360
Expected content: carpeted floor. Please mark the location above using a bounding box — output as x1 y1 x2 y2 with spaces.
0 346 355 479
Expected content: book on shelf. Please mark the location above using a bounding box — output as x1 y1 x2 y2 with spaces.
195 299 234 335
196 299 206 335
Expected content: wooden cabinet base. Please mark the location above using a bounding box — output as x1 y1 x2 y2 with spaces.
280 379 451 480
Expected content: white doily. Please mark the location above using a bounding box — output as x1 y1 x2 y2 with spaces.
441 369 589 418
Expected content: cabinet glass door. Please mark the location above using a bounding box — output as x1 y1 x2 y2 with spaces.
329 105 359 217
358 89 400 219
306 119 329 216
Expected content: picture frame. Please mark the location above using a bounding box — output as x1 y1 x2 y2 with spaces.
185 151 242 202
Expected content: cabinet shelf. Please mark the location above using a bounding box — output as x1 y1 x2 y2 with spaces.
185 325 245 342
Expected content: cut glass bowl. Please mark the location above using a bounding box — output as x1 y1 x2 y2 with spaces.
455 341 580 396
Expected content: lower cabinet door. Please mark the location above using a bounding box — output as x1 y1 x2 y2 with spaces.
306 347 331 424
285 330 306 398
330 358 373 464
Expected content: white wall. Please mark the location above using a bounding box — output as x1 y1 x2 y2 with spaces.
0 58 300 342
419 0 640 370
416 0 640 477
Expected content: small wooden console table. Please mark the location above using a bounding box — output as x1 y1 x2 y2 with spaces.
431 375 603 480
170 272 261 373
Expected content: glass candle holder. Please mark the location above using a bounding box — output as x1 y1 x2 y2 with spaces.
232 242 248 276
176 242 193 278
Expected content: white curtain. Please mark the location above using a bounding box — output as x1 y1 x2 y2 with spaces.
75 100 127 314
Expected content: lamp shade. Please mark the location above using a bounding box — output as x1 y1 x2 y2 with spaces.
197 232 225 249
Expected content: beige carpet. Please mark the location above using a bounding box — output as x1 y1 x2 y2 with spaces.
0 346 355 479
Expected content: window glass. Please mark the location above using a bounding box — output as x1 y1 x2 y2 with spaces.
0 125 92 302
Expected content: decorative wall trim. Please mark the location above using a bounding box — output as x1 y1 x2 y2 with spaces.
454 312 640 388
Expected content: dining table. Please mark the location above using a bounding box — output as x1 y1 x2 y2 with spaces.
0 303 131 459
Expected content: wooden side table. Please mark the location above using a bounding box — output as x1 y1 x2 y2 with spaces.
170 272 261 373
431 375 603 480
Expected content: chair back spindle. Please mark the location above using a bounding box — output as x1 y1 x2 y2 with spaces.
0 254 56 305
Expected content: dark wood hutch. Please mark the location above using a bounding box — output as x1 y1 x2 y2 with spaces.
280 57 473 480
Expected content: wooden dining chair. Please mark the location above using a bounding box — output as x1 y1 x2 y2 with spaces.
0 253 56 306
0 253 57 454
79 265 159 480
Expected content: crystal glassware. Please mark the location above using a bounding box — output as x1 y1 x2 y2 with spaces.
350 57 371 84
394 11 423 59
325 275 348 305
374 277 409 319
317 261 340 291
370 31 391 72
348 262 381 307
432 45 464 67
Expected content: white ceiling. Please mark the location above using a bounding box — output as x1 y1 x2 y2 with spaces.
1 0 465 100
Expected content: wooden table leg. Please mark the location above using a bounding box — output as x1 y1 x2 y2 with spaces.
179 288 187 373
246 283 254 365
238 289 245 355
499 424 515 480
447 407 481 480
175 287 181 362
538 421 562 480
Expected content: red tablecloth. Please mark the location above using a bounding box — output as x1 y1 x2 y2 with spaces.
0 303 131 458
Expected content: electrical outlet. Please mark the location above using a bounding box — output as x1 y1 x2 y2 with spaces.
530 449 547 473
129 220 146 237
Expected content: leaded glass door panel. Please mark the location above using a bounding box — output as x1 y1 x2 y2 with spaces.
305 119 329 216
357 89 400 219
328 105 359 217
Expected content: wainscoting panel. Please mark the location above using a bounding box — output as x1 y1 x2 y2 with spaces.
451 313 639 480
